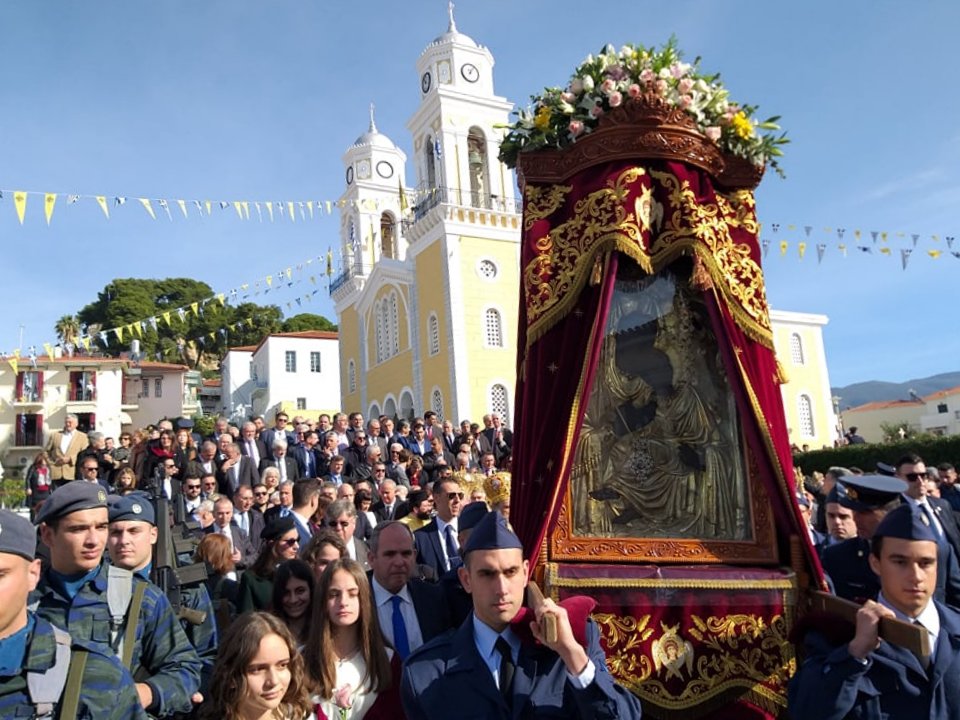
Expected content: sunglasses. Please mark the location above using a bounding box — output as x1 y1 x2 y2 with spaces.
445 492 465 500
254 491 268 496
185 484 201 490
83 467 98 472
330 521 352 528
904 472 927 482
279 538 300 547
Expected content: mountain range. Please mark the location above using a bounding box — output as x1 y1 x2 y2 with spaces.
832 372 960 410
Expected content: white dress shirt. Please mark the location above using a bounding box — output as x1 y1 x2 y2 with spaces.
372 578 425 653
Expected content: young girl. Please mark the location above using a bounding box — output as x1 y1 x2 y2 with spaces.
303 559 402 720
238 516 302 613
271 559 314 648
202 612 313 720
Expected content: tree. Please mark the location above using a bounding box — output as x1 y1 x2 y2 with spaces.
281 313 338 332
54 315 81 346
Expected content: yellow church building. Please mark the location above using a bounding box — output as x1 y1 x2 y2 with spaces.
331 9 521 425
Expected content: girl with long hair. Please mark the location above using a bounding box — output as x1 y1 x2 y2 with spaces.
303 559 402 720
202 612 313 720
238 516 301 613
113 466 138 495
271 559 314 648
25 450 52 520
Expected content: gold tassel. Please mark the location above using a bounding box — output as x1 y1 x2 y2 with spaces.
691 252 714 290
589 253 604 286
775 359 789 385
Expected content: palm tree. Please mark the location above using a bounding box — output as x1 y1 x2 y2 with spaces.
54 315 80 346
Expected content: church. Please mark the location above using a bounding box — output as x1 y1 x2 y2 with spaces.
331 8 521 426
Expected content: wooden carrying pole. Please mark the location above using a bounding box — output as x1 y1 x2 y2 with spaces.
812 591 930 661
527 581 558 643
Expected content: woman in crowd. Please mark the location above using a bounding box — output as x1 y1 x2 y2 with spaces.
176 427 198 464
142 428 182 484
354 490 377 532
262 466 281 497
196 532 240 612
271 559 314 648
301 529 347 580
407 455 425 488
202 612 313 720
303 559 401 720
113 466 139 495
238 516 302 613
113 431 133 467
24 450 52 520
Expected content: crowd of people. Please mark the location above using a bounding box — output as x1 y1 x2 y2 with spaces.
1 408 641 719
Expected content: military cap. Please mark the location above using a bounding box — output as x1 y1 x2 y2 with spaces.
825 482 848 506
458 502 489 533
873 504 938 543
261 515 296 541
795 492 810 509
462 510 522 555
0 509 37 560
36 481 108 524
108 492 156 525
876 462 897 477
837 474 907 512
175 417 194 430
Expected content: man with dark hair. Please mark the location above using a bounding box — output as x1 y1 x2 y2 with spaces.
205 497 258 569
897 453 960 562
291 480 320 547
415 477 463 579
216 442 258 495
938 462 960 511
790 504 960 718
367 521 451 659
401 490 434 532
401 512 642 718
232 484 265 546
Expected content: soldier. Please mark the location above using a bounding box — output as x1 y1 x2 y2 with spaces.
106 492 218 698
31 482 202 717
0 509 147 719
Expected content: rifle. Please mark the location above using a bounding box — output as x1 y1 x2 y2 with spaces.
150 491 208 626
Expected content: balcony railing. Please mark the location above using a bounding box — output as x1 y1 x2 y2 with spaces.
404 185 521 226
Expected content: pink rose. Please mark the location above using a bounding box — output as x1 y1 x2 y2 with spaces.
570 78 583 94
627 83 642 98
678 77 694 94
589 104 604 118
639 68 655 84
608 91 623 108
600 78 616 95
561 91 576 103
670 63 684 79
334 684 353 710
655 79 667 94
678 94 692 109
569 120 585 137
705 126 722 142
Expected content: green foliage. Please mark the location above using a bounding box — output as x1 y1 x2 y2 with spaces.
0 478 27 509
191 415 216 437
71 278 288 363
281 313 338 332
794 435 960 476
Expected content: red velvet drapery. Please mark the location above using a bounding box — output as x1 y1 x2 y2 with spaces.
511 158 823 585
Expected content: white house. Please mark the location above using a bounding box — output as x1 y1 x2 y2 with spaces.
918 386 960 437
123 361 202 428
222 332 341 420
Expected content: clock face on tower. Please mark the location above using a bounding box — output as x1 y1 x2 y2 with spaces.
421 71 432 94
461 63 479 83
345 166 354 185
376 160 394 179
357 160 371 180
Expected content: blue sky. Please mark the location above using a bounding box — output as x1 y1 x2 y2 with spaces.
2 1 957 389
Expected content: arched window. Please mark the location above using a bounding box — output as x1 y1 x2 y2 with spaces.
349 219 361 273
490 384 510 426
798 394 815 437
431 388 444 420
380 212 396 260
467 127 489 208
374 311 384 364
484 308 503 347
383 396 397 421
369 402 381 420
790 333 805 365
390 292 400 355
399 390 415 421
425 136 437 191
428 314 440 356
348 360 356 394
380 299 391 362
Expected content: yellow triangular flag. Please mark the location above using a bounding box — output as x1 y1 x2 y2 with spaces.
326 201 333 214
162 311 172 326
139 198 157 220
233 201 244 219
43 343 54 359
205 200 212 215
285 268 292 280
209 332 216 341
116 326 125 342
134 323 143 338
779 240 788 256
265 275 273 287
13 191 27 225
190 302 199 317
7 358 17 374
81 336 91 351
266 202 274 222
929 249 942 259
879 247 891 256
241 201 250 220
44 193 57 225
798 242 807 259
217 293 225 306
306 202 314 219
96 195 110 219
287 202 296 222
177 199 188 218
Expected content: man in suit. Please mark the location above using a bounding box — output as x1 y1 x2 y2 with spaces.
232 485 265 547
194 441 221 479
239 421 268 467
181 473 204 521
408 423 429 457
258 438 301 483
263 481 295 524
217 442 258 495
260 410 296 460
77 456 111 493
46 413 89 485
897 453 960 561
439 420 459 456
326 499 370 572
366 418 389 458
206 496 258 569
368 521 452 659
372 479 408 523
415 476 463 578
324 455 348 487
790 504 960 719
478 413 513 467
402 512 643 719
290 480 320 548
292 430 322 479
422 436 456 483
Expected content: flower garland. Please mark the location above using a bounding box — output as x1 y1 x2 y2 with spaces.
499 39 788 176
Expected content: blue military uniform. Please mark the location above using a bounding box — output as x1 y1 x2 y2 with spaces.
790 505 960 719
402 511 642 719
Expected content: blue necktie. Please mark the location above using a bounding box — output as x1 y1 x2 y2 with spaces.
391 595 410 659
444 524 460 571
920 502 944 541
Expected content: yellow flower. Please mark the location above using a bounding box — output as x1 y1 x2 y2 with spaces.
534 106 552 131
731 111 754 139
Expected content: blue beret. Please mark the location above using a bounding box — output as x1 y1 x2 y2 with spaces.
874 504 938 544
825 483 847 506
262 515 296 541
458 502 489 533
462 510 522 555
0 509 37 560
876 462 897 477
36 482 108 524
176 418 194 430
837 475 907 512
108 493 156 525
795 492 810 509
